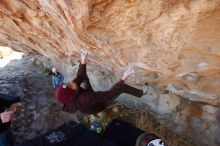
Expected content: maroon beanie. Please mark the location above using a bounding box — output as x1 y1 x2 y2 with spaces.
56 84 76 104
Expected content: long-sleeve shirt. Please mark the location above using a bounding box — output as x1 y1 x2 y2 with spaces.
77 80 124 114
52 72 64 89
63 64 125 114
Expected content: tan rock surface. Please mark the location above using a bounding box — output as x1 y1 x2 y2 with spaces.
0 0 219 103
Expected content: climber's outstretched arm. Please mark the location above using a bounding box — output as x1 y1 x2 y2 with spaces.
73 52 88 86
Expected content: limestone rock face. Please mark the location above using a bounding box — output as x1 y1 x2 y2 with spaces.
0 0 220 146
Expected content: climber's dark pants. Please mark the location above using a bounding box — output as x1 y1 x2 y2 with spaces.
78 63 143 99
115 84 143 98
75 67 144 114
83 74 143 99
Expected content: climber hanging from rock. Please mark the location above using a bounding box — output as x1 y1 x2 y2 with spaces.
55 51 148 114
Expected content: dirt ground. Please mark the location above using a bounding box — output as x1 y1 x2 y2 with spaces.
78 104 195 146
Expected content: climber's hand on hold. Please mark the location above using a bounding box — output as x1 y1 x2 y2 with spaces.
81 51 88 64
122 68 134 81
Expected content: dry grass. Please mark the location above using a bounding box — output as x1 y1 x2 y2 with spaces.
79 104 195 146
